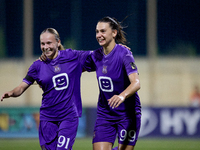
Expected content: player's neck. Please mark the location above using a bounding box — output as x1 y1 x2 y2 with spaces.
103 43 116 55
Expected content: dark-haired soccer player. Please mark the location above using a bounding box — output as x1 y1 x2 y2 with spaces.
85 17 141 150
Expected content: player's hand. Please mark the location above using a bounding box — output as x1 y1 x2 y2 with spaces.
108 95 125 109
39 53 47 61
1 92 11 101
119 44 131 50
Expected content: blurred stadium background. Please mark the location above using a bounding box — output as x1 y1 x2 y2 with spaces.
0 0 200 149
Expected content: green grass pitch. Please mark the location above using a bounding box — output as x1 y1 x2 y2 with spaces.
0 137 199 150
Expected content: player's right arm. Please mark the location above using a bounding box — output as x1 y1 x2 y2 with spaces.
1 82 30 101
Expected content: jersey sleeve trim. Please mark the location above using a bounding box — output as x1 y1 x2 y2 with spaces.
23 75 34 85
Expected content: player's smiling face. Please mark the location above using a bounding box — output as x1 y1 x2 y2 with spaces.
96 22 116 47
40 32 60 59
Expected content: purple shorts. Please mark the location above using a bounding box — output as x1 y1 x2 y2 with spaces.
39 117 78 150
93 114 141 146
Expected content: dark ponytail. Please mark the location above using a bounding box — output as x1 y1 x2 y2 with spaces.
98 16 127 44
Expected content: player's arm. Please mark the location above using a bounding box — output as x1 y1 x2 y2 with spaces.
122 72 140 98
1 82 30 101
108 72 140 108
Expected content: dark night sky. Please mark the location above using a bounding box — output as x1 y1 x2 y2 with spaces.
3 0 200 57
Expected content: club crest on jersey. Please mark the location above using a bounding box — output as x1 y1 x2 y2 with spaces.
102 65 107 74
130 62 136 70
54 65 61 72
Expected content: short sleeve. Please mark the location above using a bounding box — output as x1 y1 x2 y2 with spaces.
123 51 138 76
23 61 39 85
77 50 92 65
83 51 96 72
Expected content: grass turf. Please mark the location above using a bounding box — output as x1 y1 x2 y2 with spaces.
0 138 199 150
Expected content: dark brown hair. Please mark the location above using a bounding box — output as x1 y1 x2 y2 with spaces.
98 16 127 44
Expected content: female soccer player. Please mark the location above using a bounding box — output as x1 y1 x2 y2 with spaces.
85 16 141 150
1 28 91 150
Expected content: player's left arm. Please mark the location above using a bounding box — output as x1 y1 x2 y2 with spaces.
108 72 140 108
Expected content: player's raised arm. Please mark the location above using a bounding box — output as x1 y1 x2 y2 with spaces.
1 82 30 101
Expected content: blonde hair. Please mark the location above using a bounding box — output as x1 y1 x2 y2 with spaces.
41 28 65 50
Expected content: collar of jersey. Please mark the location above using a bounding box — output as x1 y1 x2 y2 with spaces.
103 44 117 58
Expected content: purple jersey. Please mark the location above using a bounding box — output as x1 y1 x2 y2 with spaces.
85 44 141 119
23 49 91 121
